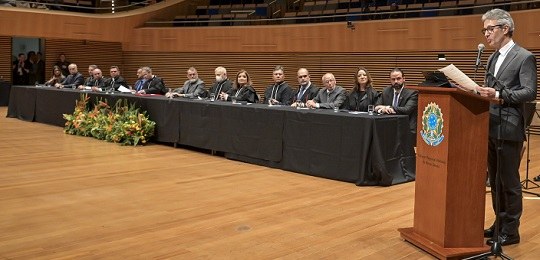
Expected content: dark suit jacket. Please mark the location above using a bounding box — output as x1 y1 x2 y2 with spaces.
83 76 94 86
61 72 84 87
262 82 293 105
142 75 166 94
345 87 380 112
104 76 128 91
486 44 537 142
226 85 258 103
376 86 418 133
292 83 319 103
209 79 232 98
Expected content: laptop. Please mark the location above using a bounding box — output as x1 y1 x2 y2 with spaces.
419 71 453 88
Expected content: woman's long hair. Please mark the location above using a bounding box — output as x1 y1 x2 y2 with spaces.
233 69 253 89
352 67 373 92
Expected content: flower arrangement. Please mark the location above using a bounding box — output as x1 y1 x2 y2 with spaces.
63 94 156 146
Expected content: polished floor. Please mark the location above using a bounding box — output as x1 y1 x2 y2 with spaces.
0 107 539 259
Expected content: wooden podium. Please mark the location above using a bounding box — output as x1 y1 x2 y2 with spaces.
398 87 491 259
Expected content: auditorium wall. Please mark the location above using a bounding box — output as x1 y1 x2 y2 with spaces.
0 6 538 95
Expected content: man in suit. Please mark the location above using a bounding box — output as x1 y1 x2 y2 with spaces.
208 66 232 101
105 66 128 91
55 63 84 89
375 68 418 145
133 67 146 92
263 66 293 105
137 66 166 95
476 8 537 246
79 65 98 89
166 67 206 98
306 73 346 109
88 68 107 92
291 68 319 107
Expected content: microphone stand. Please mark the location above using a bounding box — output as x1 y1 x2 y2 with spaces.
464 61 511 260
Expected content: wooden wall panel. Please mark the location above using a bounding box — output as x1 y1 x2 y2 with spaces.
123 9 540 52
44 39 123 79
1 6 540 53
0 36 11 82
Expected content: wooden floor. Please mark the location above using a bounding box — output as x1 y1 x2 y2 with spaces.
0 106 539 259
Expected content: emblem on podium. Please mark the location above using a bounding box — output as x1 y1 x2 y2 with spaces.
420 102 444 146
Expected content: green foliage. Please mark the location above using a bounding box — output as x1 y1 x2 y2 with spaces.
63 94 156 146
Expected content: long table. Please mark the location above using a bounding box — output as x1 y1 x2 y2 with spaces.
7 85 416 186
0 81 10 106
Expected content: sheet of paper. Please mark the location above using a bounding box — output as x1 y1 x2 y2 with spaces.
117 85 132 93
438 64 478 91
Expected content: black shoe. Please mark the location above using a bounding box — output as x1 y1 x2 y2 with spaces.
484 226 495 238
486 233 520 246
534 175 540 182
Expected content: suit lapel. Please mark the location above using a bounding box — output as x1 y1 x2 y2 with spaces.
496 45 519 77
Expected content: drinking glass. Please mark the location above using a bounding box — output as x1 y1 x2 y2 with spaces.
368 105 374 115
209 93 216 101
332 103 339 113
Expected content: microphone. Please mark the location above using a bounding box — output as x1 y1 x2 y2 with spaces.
475 43 485 70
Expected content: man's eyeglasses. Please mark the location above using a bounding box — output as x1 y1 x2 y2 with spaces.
298 75 309 79
481 24 504 35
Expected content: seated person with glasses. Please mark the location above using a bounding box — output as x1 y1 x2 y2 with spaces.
306 73 346 109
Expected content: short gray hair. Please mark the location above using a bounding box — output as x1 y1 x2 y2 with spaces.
482 8 514 36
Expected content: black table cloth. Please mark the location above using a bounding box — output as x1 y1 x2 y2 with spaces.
6 85 416 186
0 81 11 106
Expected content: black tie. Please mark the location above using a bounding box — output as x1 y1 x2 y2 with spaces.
489 51 500 74
488 51 500 88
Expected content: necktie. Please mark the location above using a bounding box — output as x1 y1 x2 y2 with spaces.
487 52 500 89
392 92 400 107
489 51 500 74
136 80 142 91
297 86 304 100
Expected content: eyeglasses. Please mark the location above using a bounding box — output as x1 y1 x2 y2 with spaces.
481 24 504 35
297 75 309 79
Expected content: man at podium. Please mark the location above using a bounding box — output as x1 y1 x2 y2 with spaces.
476 8 538 246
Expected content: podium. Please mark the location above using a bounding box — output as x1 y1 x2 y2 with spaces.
398 87 492 259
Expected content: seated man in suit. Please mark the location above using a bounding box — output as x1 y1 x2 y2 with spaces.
208 66 232 100
262 65 293 105
375 68 418 145
137 66 166 95
104 66 128 91
55 63 84 89
79 64 98 89
291 68 319 107
165 67 206 98
133 67 146 92
306 73 346 109
87 68 107 92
